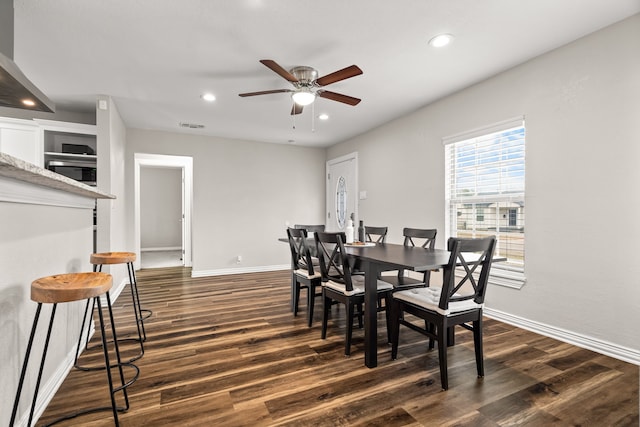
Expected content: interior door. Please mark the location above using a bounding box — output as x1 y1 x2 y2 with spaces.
326 153 358 232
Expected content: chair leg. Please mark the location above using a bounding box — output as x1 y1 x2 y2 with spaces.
473 318 484 378
307 282 315 327
345 302 354 356
427 322 435 350
384 293 392 343
293 280 301 316
390 300 400 360
289 270 296 312
437 321 449 390
321 294 330 339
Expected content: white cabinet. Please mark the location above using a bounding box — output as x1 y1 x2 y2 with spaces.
35 119 98 185
0 118 43 166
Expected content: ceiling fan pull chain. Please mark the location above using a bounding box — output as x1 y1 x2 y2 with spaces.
292 101 296 129
311 101 315 132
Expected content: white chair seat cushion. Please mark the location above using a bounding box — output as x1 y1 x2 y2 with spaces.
324 275 393 296
294 269 322 279
393 287 482 315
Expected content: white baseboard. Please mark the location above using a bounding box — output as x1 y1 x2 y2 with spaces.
141 246 181 252
484 307 640 365
191 264 289 278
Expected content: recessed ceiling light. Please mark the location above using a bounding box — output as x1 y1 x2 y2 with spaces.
201 93 216 102
318 113 329 120
428 33 454 48
22 99 36 107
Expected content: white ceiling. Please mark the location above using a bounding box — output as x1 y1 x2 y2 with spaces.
12 0 640 147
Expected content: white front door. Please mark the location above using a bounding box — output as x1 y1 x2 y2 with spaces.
326 153 358 232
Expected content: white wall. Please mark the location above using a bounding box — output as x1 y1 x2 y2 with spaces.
140 167 182 250
328 14 640 360
96 96 129 287
0 202 93 426
125 130 326 275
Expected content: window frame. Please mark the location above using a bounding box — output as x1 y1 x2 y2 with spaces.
443 116 526 289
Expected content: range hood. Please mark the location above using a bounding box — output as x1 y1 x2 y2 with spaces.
0 0 55 112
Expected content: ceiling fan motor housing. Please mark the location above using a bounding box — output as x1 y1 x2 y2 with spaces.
290 66 318 88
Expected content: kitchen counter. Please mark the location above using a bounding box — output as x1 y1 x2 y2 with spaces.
0 152 114 200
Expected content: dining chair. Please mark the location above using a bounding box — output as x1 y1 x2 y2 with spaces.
286 227 322 327
383 228 437 289
390 236 497 390
294 224 325 234
315 231 394 356
365 226 388 243
351 225 389 275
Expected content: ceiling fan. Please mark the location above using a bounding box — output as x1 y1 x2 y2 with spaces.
239 59 363 115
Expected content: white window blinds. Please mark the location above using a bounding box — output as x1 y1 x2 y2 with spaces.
444 116 526 289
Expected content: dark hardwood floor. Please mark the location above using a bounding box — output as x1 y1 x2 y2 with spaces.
38 268 638 426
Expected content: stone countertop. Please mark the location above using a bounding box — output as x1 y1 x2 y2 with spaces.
0 152 115 199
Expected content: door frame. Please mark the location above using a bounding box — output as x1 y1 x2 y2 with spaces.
326 152 358 232
134 153 193 269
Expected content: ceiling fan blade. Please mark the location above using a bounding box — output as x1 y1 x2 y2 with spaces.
239 89 291 97
260 59 298 83
291 103 303 115
318 90 361 106
316 65 363 86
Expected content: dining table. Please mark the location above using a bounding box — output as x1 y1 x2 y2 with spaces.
343 242 452 368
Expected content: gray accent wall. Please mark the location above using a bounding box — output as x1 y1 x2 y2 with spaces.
328 15 640 358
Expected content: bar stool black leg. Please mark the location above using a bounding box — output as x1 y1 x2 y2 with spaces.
29 303 58 426
75 264 144 366
45 293 139 426
126 262 147 342
73 298 94 369
96 294 122 425
10 303 44 426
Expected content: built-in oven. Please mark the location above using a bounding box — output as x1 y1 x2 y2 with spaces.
46 158 97 186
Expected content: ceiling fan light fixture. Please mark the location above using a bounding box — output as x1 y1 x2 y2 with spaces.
292 90 316 106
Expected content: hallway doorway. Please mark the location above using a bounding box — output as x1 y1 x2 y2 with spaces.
134 153 193 270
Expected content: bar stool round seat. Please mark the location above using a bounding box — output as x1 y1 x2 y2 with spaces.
90 251 136 265
11 272 138 427
32 272 113 303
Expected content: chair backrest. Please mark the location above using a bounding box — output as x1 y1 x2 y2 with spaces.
403 228 437 249
365 226 388 243
294 224 325 233
314 231 355 292
439 236 497 311
287 227 316 275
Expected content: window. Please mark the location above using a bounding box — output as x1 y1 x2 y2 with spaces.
444 117 526 289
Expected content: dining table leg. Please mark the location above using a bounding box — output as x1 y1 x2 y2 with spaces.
363 260 379 368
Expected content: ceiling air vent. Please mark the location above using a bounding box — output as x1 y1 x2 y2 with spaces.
179 122 205 129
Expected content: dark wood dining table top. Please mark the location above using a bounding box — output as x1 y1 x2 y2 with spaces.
343 242 451 272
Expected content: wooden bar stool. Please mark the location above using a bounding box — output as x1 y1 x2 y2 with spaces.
75 252 150 368
11 272 139 427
